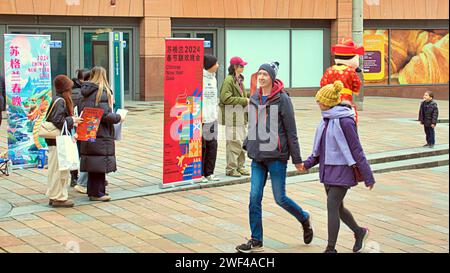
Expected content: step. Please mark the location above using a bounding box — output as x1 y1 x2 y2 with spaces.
285 144 449 177
285 154 449 185
371 154 449 173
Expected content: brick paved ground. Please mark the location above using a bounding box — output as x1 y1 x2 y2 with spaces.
0 166 447 253
0 97 448 253
0 97 448 207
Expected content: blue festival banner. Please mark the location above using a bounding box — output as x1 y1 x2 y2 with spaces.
4 34 52 167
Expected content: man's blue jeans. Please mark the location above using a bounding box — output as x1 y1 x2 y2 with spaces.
249 160 309 242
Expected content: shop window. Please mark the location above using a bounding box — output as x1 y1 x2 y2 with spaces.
226 29 291 88
291 30 324 88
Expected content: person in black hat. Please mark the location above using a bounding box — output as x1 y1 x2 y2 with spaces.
200 55 220 183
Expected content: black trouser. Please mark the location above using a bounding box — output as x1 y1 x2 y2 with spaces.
424 126 435 145
87 172 106 197
325 185 362 249
202 121 218 177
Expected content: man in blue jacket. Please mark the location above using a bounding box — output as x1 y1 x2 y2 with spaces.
236 62 313 253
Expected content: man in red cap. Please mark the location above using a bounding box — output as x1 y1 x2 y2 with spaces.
320 37 364 123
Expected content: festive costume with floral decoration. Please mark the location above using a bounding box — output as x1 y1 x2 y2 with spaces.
320 37 365 123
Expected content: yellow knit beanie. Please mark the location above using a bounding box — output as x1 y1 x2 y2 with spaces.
315 81 344 107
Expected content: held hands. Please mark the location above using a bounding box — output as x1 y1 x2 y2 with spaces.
295 163 307 173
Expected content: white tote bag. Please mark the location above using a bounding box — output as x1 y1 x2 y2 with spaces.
56 122 80 171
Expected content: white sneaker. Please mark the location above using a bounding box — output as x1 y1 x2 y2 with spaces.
199 176 209 183
74 185 87 194
207 175 220 182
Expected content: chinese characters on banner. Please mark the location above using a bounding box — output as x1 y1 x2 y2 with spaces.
163 39 204 186
4 34 52 167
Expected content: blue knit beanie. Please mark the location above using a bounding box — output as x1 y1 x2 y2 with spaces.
258 61 280 84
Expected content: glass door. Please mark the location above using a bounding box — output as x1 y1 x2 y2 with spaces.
82 28 133 100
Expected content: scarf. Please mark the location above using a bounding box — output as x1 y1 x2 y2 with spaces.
312 105 356 166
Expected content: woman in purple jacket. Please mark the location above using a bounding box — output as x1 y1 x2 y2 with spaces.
299 81 375 253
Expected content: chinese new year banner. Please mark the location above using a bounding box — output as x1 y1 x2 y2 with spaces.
163 39 204 186
76 107 104 142
4 34 52 167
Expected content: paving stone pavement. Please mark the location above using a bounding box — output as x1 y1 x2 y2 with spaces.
0 97 448 208
0 96 448 253
0 166 447 253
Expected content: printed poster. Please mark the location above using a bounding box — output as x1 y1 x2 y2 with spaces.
4 34 52 167
363 34 385 81
363 29 449 85
163 39 204 186
76 107 104 142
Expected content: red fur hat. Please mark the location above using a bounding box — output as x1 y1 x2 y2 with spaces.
54 75 73 94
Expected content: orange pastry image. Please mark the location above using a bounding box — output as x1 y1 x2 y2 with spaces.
399 33 449 84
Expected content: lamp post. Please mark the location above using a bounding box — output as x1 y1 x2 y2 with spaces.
353 0 364 110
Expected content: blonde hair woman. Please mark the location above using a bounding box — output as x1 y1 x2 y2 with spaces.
79 66 124 202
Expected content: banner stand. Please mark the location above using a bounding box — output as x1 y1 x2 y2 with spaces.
4 34 52 169
162 38 204 188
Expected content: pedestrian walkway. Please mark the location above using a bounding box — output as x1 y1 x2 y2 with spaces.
0 97 448 208
0 166 447 253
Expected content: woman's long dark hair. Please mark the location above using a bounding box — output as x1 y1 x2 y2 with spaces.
228 64 236 76
61 90 74 116
228 64 244 81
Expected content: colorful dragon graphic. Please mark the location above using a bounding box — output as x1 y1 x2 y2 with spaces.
23 89 51 150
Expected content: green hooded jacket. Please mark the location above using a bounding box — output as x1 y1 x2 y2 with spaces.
219 75 249 126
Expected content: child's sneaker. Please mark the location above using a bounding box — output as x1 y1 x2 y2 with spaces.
236 238 264 253
353 227 369 253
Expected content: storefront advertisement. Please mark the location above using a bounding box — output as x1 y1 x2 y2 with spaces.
363 30 389 85
4 34 52 167
363 34 386 82
393 30 448 85
163 39 204 186
364 29 449 85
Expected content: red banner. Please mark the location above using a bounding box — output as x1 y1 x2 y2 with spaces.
163 39 204 186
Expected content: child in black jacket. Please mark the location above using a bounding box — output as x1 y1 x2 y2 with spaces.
419 91 439 148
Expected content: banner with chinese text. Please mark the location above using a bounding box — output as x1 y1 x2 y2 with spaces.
163 39 204 186
4 34 52 167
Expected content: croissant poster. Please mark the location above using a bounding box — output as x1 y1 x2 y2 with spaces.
4 34 52 167
364 29 449 85
163 39 204 187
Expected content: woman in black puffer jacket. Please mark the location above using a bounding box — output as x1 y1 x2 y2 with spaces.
79 66 123 201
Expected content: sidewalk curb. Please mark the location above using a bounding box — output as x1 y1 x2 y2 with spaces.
1 145 449 219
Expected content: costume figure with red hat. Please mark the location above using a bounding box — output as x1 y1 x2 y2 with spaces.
320 37 364 123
